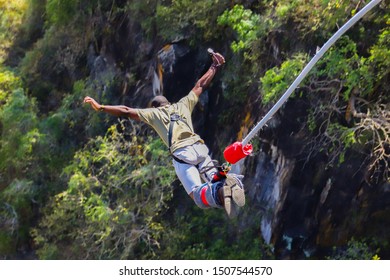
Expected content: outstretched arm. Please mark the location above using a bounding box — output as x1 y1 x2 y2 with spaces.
83 96 140 121
192 51 225 97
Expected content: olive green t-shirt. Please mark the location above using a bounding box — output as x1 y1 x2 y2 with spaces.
135 91 202 152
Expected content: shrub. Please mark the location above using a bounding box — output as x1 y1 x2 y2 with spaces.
0 66 22 105
260 53 308 105
0 0 28 62
32 122 176 259
0 179 38 256
0 89 43 185
217 4 261 53
328 238 381 260
156 0 228 44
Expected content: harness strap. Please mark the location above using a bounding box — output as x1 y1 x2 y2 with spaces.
168 113 193 150
168 113 195 165
172 154 188 164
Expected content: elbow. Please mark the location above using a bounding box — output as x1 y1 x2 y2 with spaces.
126 108 140 121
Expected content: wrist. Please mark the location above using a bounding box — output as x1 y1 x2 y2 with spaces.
99 105 105 112
210 64 218 71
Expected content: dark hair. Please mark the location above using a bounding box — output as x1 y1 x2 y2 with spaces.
150 95 170 108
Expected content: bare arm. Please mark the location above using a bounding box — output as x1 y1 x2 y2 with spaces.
191 51 225 97
191 66 217 97
83 96 140 121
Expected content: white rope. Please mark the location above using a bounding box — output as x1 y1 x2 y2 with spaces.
242 0 383 147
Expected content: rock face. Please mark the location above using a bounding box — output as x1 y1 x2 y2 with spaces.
242 99 390 259
127 42 389 259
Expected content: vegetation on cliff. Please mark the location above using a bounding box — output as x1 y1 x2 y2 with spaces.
0 0 388 259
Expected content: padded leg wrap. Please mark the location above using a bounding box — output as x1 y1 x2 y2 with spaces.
193 181 223 209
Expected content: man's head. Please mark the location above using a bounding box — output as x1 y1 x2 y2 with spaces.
150 95 170 108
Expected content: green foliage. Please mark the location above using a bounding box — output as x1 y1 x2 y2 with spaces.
36 80 91 176
45 0 111 27
268 0 362 38
125 0 160 38
368 26 390 86
46 0 79 26
121 170 275 261
0 231 15 256
217 5 261 53
325 123 357 165
146 203 274 260
314 0 363 33
0 89 43 184
0 66 22 104
32 123 176 259
31 118 274 260
328 238 380 260
0 0 389 260
273 0 300 19
303 31 389 180
0 0 28 62
217 56 254 125
260 53 308 105
18 0 46 39
0 179 46 257
156 0 228 44
313 37 375 100
19 26 87 103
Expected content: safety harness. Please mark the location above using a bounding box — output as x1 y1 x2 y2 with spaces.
168 112 230 181
168 113 193 164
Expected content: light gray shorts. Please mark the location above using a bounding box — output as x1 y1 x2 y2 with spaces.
172 142 217 194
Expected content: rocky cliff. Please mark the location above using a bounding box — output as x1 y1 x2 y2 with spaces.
128 41 390 259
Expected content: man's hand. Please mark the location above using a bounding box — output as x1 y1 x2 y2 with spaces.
192 49 225 96
211 52 225 67
83 96 102 111
207 48 225 67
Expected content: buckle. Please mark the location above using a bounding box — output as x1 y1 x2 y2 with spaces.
170 113 181 121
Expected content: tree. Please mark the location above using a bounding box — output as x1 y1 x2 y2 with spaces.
31 122 176 259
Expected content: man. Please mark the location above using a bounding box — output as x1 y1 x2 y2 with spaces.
84 49 245 217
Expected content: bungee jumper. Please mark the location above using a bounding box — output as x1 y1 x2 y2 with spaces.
84 49 245 218
83 0 382 221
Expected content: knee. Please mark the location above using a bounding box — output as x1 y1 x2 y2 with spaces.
189 191 207 208
188 191 207 209
191 182 223 209
191 184 211 209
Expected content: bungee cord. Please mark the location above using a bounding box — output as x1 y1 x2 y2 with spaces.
223 0 383 164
